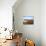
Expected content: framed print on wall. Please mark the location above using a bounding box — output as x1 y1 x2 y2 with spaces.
23 16 34 25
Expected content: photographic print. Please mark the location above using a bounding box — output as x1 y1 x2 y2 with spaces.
23 16 34 24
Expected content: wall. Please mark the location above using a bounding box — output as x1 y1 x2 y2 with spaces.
13 0 41 46
41 0 46 46
0 0 16 30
